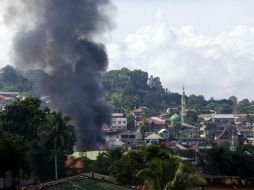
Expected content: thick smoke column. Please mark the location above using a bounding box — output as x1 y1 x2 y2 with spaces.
6 0 114 150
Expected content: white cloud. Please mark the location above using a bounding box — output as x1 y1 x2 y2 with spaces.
106 22 254 100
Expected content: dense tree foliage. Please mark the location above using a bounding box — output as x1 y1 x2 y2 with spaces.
102 68 165 113
0 130 29 183
0 98 46 140
198 146 254 177
102 68 254 116
79 145 206 189
0 65 33 92
137 158 205 190
2 66 254 115
0 97 76 185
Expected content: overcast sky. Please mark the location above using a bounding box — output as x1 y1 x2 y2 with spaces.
1 0 254 100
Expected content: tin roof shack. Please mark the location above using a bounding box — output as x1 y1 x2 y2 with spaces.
145 133 163 145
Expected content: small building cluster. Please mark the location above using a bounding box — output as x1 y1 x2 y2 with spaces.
101 87 254 153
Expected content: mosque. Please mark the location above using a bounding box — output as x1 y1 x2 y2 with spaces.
168 87 186 125
168 87 201 143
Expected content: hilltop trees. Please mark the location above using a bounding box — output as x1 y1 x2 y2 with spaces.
0 65 32 92
102 68 175 114
102 68 237 115
2 66 254 115
102 68 254 115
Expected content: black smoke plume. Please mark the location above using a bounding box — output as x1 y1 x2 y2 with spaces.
6 0 114 150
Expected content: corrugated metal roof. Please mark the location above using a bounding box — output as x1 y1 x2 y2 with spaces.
212 114 234 119
145 133 163 140
72 151 106 160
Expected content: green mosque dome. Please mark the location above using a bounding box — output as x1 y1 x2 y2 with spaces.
169 114 181 122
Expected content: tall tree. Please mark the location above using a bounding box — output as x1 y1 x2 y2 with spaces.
38 111 76 179
0 97 47 140
137 157 206 190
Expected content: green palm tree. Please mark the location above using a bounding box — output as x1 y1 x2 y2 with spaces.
165 161 206 190
38 111 75 179
137 156 206 190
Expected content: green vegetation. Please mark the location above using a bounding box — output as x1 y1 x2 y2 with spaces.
102 68 174 114
77 145 206 190
0 97 76 187
0 65 32 92
0 130 30 184
1 65 254 116
1 66 254 189
137 158 205 190
102 68 254 115
198 145 254 177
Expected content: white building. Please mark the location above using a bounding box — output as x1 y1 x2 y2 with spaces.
200 114 236 124
106 113 127 131
211 114 235 124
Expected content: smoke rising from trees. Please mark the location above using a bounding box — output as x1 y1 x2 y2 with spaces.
5 0 114 150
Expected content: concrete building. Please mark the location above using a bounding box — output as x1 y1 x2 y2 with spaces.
201 114 236 124
119 131 136 145
105 113 127 131
211 114 235 124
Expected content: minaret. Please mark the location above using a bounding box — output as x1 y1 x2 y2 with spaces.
181 87 186 124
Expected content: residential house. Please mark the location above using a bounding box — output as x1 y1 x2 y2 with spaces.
144 133 163 144
214 126 238 151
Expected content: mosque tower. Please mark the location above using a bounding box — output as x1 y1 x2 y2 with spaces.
181 87 186 124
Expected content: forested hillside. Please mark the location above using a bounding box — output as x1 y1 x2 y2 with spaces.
1 65 254 115
0 65 33 92
102 68 254 115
